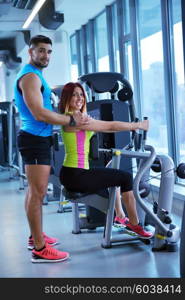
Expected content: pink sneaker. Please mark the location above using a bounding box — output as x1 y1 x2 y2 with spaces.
32 243 69 263
114 216 129 227
28 232 59 250
125 222 153 239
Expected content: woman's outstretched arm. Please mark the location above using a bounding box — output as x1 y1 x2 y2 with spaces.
64 117 149 133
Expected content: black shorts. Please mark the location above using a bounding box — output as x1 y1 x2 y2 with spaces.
17 130 53 165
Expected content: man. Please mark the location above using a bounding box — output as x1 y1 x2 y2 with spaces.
14 35 89 263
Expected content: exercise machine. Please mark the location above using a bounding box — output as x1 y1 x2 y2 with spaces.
61 72 180 250
63 124 180 250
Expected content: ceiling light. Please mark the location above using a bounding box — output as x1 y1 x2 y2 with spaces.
22 0 47 29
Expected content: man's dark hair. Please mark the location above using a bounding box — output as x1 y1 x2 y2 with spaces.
29 35 52 48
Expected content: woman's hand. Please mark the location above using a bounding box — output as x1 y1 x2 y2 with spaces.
72 111 92 126
131 119 149 131
138 119 149 131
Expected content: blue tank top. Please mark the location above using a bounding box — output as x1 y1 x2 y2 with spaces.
14 63 53 136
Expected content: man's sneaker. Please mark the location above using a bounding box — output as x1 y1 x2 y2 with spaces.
125 221 153 239
31 244 69 263
114 216 129 227
28 232 59 250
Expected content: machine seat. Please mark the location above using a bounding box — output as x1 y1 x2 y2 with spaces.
62 188 91 200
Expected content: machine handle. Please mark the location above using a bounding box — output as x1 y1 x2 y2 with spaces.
143 117 148 141
131 117 139 139
128 117 139 150
138 133 142 150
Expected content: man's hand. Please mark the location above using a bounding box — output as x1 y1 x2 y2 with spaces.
73 112 91 126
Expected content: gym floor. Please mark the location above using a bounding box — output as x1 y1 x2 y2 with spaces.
0 169 181 278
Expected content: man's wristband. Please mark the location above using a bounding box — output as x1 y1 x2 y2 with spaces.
69 115 76 127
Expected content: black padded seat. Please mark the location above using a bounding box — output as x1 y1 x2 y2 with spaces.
62 187 109 200
62 187 110 213
62 188 91 200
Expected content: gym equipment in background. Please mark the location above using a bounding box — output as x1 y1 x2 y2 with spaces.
0 101 25 189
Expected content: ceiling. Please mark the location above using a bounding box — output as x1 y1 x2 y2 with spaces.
55 0 114 35
0 0 114 68
0 0 114 34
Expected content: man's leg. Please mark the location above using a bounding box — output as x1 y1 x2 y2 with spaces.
25 164 50 250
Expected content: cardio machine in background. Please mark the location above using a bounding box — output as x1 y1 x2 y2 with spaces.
0 101 25 189
56 72 180 253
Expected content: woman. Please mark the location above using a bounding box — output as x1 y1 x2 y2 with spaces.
58 82 153 239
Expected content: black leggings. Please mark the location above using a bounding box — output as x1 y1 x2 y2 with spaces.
60 166 133 194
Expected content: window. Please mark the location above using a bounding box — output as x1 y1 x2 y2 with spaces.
70 35 79 81
86 23 93 73
171 0 185 181
94 11 110 99
125 41 133 86
95 12 110 72
112 3 120 72
138 0 167 154
123 0 130 35
123 0 132 83
0 62 6 101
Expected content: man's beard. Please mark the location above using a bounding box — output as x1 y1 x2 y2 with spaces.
33 60 49 69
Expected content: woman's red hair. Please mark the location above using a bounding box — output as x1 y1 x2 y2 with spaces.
58 82 87 114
